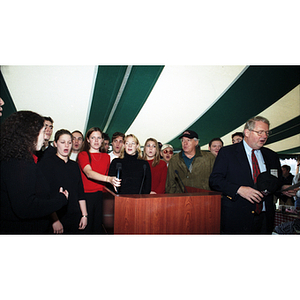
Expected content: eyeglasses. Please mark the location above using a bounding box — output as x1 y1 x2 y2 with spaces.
250 130 271 136
163 150 173 154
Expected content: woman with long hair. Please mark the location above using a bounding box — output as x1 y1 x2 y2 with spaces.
38 129 88 234
77 127 120 233
0 111 68 233
108 134 151 194
143 138 168 194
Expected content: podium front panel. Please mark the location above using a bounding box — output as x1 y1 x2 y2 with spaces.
114 191 221 234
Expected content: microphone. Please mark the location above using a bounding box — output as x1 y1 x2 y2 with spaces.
139 164 147 194
116 163 122 194
175 170 188 193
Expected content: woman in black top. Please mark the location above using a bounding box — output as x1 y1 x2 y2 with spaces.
0 111 68 234
38 129 88 234
108 134 151 194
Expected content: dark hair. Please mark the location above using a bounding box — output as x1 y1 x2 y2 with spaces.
209 138 224 147
0 111 45 161
54 129 72 142
102 132 109 142
112 132 125 141
72 130 83 138
281 165 291 172
81 127 104 163
231 132 243 139
44 116 54 123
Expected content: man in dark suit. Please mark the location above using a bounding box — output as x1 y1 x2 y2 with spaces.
209 116 294 234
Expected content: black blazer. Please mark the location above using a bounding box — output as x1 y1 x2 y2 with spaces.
209 141 282 233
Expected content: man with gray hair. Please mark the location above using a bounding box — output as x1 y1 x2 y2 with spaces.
209 116 295 234
166 129 215 193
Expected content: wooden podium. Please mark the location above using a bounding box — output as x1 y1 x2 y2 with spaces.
103 187 221 234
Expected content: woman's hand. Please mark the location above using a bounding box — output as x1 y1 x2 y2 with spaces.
59 187 69 199
52 220 63 234
107 176 121 192
79 216 88 230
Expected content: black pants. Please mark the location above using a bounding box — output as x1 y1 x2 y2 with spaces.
251 212 269 234
85 191 103 234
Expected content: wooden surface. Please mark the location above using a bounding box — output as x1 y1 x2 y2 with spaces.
113 189 221 234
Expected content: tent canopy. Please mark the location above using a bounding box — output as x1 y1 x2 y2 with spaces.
1 65 299 158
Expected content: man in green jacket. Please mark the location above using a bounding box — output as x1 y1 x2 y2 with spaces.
166 130 215 193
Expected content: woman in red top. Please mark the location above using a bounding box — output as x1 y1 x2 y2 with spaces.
77 127 120 233
143 138 168 194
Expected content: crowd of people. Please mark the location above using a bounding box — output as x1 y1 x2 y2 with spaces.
0 107 299 234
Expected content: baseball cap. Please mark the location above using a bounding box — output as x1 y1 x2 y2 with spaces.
161 144 174 151
179 130 198 139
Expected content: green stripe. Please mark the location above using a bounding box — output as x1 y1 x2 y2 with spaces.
0 70 17 123
265 116 300 145
85 65 164 137
86 66 128 131
277 146 300 159
168 66 300 150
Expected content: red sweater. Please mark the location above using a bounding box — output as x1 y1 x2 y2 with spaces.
77 151 110 193
147 159 168 194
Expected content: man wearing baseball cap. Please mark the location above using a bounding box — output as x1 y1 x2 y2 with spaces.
165 129 215 193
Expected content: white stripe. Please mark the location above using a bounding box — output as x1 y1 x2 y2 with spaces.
84 65 99 131
103 65 133 132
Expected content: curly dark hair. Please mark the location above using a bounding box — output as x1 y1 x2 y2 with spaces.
0 110 45 161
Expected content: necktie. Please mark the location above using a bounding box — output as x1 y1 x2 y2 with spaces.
252 149 262 214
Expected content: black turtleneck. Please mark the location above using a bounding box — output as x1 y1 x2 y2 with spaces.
108 152 151 194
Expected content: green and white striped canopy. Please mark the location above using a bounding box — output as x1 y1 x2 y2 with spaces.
1 65 299 158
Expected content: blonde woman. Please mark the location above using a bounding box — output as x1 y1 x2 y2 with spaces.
108 134 151 194
143 138 168 194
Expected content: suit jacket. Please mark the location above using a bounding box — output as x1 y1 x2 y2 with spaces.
209 141 282 234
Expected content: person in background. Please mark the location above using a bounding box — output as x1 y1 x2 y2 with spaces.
143 138 168 194
208 138 223 157
296 156 300 175
0 111 68 233
70 130 84 161
109 132 125 162
0 97 4 116
292 168 300 209
281 165 294 184
160 144 174 166
77 127 120 233
158 142 163 158
209 116 297 234
102 133 110 153
108 134 151 194
166 130 215 193
38 129 88 234
231 132 243 144
36 116 56 161
278 165 295 206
